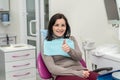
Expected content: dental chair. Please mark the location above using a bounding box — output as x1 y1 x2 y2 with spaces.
37 52 53 80
37 52 113 80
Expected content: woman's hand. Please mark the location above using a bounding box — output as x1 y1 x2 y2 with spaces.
62 39 71 52
73 70 90 78
82 70 90 78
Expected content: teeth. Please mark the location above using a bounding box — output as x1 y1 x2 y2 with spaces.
57 31 62 32
59 31 62 33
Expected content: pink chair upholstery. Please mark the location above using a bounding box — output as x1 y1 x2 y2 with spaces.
37 52 53 79
80 59 87 68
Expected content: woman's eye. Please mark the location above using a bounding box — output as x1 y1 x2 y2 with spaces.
61 24 65 27
54 24 59 26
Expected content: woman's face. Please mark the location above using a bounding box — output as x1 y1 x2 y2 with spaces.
52 18 66 37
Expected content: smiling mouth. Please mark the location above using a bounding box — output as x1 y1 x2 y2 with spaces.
56 30 64 32
56 31 64 34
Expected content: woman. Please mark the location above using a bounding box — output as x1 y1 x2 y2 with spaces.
42 13 99 80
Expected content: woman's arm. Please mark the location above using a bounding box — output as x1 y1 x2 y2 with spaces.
68 36 83 61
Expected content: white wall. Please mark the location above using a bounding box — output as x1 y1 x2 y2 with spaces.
0 24 6 33
7 0 22 43
0 0 120 46
49 0 120 46
0 0 23 43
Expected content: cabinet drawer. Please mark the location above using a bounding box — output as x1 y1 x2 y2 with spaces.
6 68 36 80
5 50 35 62
5 59 36 72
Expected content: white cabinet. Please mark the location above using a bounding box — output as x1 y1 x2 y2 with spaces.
0 44 36 80
0 0 9 11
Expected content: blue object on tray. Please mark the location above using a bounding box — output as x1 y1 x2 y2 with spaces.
97 70 120 80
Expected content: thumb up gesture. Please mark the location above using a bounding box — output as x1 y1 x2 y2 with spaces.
62 39 70 53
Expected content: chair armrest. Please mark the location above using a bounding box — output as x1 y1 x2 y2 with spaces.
92 67 113 73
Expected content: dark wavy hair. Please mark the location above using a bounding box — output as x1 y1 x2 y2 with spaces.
46 13 71 41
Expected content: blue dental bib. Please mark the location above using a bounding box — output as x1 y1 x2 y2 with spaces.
44 39 74 57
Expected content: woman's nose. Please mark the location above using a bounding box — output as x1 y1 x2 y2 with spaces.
58 26 63 29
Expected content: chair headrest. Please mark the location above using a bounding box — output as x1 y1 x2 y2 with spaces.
41 29 47 39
